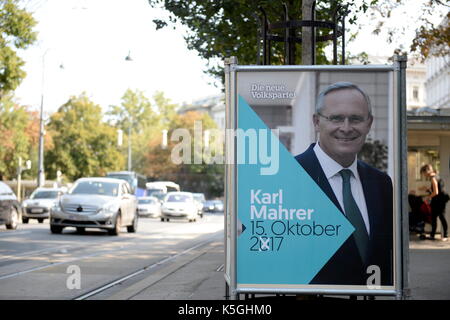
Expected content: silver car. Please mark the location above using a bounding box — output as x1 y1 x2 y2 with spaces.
22 187 65 223
161 192 197 222
0 182 22 230
50 177 138 235
137 196 161 218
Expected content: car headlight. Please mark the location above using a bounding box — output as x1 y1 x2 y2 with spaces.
52 201 62 212
97 203 118 215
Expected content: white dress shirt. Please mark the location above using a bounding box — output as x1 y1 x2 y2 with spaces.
313 143 370 235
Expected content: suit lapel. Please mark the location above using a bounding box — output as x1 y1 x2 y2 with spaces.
296 144 344 214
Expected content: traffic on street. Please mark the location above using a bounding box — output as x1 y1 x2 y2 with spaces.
0 211 224 300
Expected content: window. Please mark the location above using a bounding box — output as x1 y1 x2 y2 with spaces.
408 147 440 181
413 86 419 101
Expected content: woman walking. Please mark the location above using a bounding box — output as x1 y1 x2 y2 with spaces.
420 164 449 241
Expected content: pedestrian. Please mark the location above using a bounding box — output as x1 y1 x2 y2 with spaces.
420 164 449 241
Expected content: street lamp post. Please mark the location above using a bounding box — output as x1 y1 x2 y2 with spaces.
125 51 133 171
37 99 45 187
128 117 132 171
37 50 49 187
37 49 63 187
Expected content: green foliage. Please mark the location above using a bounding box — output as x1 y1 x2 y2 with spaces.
107 89 158 133
148 0 375 81
0 93 33 179
362 0 449 60
0 0 37 95
45 93 125 181
411 11 449 59
107 89 162 174
358 138 388 172
144 108 224 197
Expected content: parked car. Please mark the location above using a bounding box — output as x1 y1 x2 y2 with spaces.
161 192 197 222
0 182 22 230
203 200 224 213
192 193 206 218
50 177 138 235
22 187 66 223
137 196 162 218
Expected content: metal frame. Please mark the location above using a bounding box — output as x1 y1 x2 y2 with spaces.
224 57 409 299
257 1 348 65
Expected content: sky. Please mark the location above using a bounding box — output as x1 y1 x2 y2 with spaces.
15 0 222 115
14 0 447 116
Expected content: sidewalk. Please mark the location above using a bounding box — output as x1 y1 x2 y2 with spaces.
408 232 450 300
106 239 226 300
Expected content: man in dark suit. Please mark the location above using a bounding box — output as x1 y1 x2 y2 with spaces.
295 82 393 286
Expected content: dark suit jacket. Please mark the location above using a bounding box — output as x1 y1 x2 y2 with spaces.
295 143 393 286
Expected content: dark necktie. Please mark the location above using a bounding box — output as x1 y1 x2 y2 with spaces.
340 169 369 265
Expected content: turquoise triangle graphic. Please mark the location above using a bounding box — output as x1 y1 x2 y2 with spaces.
236 95 354 285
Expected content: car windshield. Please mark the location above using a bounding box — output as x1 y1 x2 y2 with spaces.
139 198 155 204
70 181 119 196
166 194 191 203
31 191 59 199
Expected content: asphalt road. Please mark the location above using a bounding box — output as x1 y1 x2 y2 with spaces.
0 213 224 300
1 214 449 300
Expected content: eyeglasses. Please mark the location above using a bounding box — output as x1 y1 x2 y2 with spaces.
317 113 371 125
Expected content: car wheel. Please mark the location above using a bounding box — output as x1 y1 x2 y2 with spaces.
22 217 29 224
38 218 45 224
127 213 138 233
50 225 63 234
160 217 165 222
6 207 19 230
108 213 121 236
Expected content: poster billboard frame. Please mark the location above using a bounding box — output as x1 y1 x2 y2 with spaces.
224 57 409 299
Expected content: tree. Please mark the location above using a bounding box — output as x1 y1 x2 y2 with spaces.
148 0 376 80
0 0 37 96
356 0 449 60
107 89 162 173
45 93 125 181
358 138 388 172
144 110 224 197
0 93 34 179
410 10 449 59
149 0 449 74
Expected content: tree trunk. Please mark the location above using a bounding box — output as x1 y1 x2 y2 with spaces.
302 0 315 65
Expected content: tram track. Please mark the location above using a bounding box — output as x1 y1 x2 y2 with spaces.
0 215 224 300
73 234 219 300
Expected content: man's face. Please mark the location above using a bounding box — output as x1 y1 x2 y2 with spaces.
313 88 373 167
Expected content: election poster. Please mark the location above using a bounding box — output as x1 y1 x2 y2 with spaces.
229 66 399 295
